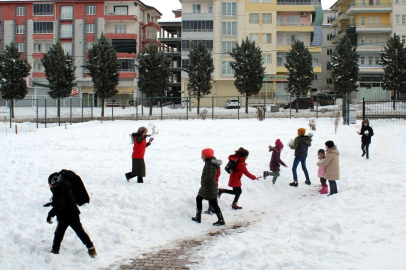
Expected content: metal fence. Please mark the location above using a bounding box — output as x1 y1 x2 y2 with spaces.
0 95 349 128
362 98 406 120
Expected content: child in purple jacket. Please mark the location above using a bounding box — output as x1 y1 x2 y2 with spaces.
263 139 288 184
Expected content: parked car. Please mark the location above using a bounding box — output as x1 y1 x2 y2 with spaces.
283 97 314 109
225 99 240 109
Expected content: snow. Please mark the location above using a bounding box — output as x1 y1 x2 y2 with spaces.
1 118 406 270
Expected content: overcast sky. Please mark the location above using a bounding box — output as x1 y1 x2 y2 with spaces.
142 0 338 22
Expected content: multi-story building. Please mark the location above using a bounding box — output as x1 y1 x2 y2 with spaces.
329 0 399 101
180 0 324 107
0 0 162 106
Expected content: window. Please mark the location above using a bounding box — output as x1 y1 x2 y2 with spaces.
360 57 365 65
61 6 73 19
312 59 319 66
360 36 365 45
249 0 259 2
375 56 380 65
208 5 213 13
402 15 406 24
86 42 94 50
18 43 24 52
396 15 400 24
263 14 272 23
327 62 331 70
16 6 26 16
277 15 283 24
287 15 300 26
368 37 373 44
311 74 318 81
368 16 373 26
181 59 189 68
368 57 373 65
61 24 72 37
182 21 213 32
263 54 271 64
277 34 283 45
115 25 127 33
287 35 298 45
221 61 234 75
192 4 201 13
327 33 334 40
35 62 44 72
222 2 236 16
33 3 54 16
86 5 96 15
119 59 135 71
327 49 333 55
263 0 272 2
375 17 380 25
376 0 380 4
402 35 406 44
361 17 365 26
375 37 380 44
45 43 53 51
34 43 42 52
61 42 72 55
327 79 332 84
222 42 236 54
33 22 53 33
250 13 259 23
396 0 399 3
262 34 272 43
114 6 128 15
86 24 95 33
250 34 259 43
17 25 25 34
222 22 237 35
277 55 283 66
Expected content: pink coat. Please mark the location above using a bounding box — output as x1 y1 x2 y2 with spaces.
317 157 325 177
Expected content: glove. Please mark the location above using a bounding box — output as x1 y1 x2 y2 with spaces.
43 202 52 207
149 138 154 143
46 216 53 224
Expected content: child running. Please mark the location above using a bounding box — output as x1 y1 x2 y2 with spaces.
317 149 328 194
263 139 288 184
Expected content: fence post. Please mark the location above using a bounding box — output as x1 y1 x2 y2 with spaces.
91 98 93 121
346 98 350 125
316 95 319 119
58 98 61 126
237 96 240 120
9 99 12 128
186 97 189 120
362 97 365 120
111 98 114 121
70 99 72 125
289 95 292 119
342 95 346 125
81 98 84 123
135 99 138 121
45 99 47 128
161 96 163 121
212 96 214 120
36 99 39 129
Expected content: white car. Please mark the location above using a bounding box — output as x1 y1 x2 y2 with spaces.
225 99 240 109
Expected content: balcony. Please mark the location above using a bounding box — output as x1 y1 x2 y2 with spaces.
277 22 313 32
346 2 392 14
182 10 214 14
103 30 137 40
60 31 72 38
357 42 386 52
330 17 338 27
277 42 322 52
359 65 383 74
338 12 349 22
276 63 321 73
104 12 137 21
60 13 73 20
355 23 391 34
119 69 136 78
276 0 321 11
146 21 161 32
331 30 344 44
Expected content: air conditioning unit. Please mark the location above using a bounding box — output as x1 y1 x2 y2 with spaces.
300 12 307 17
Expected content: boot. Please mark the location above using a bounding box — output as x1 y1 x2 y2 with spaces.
88 246 97 258
289 182 298 187
137 176 143 183
204 204 214 215
213 211 225 226
191 210 202 223
125 173 131 182
305 180 311 185
218 188 225 198
263 171 270 180
319 185 329 194
232 203 242 210
50 249 59 255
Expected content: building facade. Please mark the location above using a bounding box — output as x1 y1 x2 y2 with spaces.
0 0 161 106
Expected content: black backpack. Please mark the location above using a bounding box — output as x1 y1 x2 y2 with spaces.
60 170 90 206
224 159 240 174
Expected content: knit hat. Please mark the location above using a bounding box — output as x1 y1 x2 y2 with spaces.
275 139 284 150
325 140 335 148
202 148 214 158
48 172 63 186
298 128 306 136
137 126 148 134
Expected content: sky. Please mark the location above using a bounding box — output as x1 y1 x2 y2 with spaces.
143 0 338 22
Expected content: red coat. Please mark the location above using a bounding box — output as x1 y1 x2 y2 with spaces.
215 168 221 187
227 155 256 187
132 136 147 159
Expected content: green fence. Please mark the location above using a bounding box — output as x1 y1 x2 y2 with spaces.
0 94 348 128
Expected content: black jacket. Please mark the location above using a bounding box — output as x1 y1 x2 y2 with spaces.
359 125 374 144
290 136 312 158
48 180 80 221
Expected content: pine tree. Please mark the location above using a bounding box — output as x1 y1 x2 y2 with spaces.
41 43 76 118
285 40 312 112
136 43 172 116
331 35 359 95
0 43 31 118
380 33 406 105
229 37 265 114
83 34 120 117
183 41 214 114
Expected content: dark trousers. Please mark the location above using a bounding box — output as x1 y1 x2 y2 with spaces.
292 157 310 182
320 177 327 186
221 187 242 204
328 180 338 195
196 195 221 214
361 143 370 158
52 216 93 252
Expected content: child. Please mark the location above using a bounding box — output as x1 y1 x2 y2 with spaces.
218 147 261 210
317 141 340 196
204 157 222 215
191 148 225 226
317 149 328 194
263 139 288 184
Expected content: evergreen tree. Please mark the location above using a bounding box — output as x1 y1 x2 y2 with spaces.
0 43 31 118
229 37 265 114
380 33 406 105
183 41 214 114
41 43 76 118
285 40 312 112
83 34 120 117
136 43 172 116
331 35 359 95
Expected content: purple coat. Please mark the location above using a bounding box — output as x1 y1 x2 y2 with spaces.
269 146 286 172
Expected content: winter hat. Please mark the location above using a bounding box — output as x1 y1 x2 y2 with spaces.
137 126 148 134
275 139 284 150
298 128 306 136
325 140 335 149
202 148 214 158
48 172 63 186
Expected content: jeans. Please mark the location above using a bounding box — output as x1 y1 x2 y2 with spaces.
292 156 310 182
328 180 338 195
361 143 370 158
52 216 93 252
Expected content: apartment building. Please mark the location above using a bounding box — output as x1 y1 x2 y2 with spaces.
329 0 405 101
0 0 161 105
179 0 324 106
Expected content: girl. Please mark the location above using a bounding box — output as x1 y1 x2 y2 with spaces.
218 147 261 210
263 139 288 184
317 141 340 196
317 149 328 194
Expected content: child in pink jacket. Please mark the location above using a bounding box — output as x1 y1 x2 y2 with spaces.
317 149 328 194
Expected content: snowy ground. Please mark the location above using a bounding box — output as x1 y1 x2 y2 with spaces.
1 118 405 270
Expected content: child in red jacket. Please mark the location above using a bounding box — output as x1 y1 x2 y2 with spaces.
218 147 261 210
263 139 288 184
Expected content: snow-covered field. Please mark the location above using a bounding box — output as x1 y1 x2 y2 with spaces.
1 118 405 270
